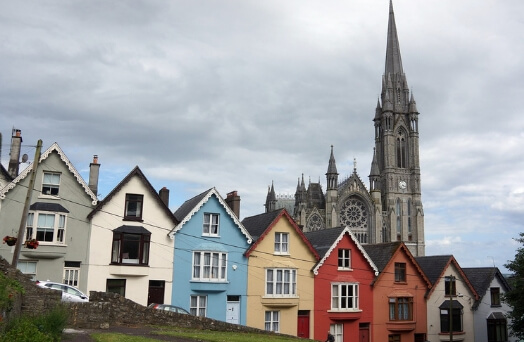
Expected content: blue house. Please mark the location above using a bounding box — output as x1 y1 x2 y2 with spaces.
169 188 252 325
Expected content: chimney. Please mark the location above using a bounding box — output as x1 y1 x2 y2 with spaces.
159 187 169 207
8 129 22 178
225 191 240 218
88 155 100 196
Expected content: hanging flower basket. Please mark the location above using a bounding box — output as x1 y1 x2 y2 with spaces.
24 239 39 249
3 236 17 246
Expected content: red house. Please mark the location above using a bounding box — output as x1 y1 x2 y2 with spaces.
305 227 378 342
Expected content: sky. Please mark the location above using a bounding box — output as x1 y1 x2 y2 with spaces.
1 0 523 273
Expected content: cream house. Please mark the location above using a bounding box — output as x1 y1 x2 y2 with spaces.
85 166 178 306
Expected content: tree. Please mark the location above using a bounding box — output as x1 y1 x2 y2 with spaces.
504 232 524 339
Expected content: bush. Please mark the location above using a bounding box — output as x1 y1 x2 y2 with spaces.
0 305 68 342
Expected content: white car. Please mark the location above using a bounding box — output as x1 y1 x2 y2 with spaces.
36 280 89 302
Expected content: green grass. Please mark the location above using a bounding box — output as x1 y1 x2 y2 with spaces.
91 328 317 342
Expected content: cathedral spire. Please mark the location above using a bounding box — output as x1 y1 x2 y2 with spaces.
326 145 339 191
385 0 404 77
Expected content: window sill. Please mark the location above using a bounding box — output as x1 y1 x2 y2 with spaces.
261 296 299 307
337 268 353 271
273 253 290 256
123 217 143 222
327 309 361 313
109 264 149 276
38 194 60 200
201 234 220 238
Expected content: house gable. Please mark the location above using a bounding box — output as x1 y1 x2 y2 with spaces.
0 143 97 204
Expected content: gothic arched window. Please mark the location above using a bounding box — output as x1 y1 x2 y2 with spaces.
307 214 324 231
396 198 402 240
407 199 412 238
396 129 407 168
340 196 369 243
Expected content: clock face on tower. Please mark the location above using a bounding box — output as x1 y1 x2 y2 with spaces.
399 180 407 190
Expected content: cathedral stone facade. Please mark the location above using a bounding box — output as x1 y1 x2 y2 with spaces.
265 1 425 256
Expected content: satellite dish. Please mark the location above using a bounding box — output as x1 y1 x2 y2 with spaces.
21 154 28 163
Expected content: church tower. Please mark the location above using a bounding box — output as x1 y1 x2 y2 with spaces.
372 0 424 256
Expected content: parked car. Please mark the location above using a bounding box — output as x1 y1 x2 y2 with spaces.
147 303 189 314
36 281 89 302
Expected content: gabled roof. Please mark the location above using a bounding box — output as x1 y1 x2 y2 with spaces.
169 187 252 244
462 267 511 310
0 163 13 184
363 242 431 288
242 209 319 260
87 166 178 226
305 226 378 276
415 255 479 300
0 142 98 204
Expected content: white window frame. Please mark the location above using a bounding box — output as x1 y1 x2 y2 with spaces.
17 261 37 281
274 232 289 254
192 251 227 281
265 268 297 297
338 248 351 270
64 267 80 287
265 311 280 332
26 211 67 245
330 323 343 342
203 213 220 236
190 295 207 317
331 283 359 311
41 172 61 197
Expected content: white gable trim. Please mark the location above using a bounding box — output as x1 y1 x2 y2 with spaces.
0 142 98 205
313 226 379 276
169 187 252 244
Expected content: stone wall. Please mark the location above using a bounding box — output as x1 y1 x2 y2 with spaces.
0 257 61 324
0 257 275 336
68 291 268 334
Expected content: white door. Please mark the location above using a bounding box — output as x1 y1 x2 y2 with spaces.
226 301 240 324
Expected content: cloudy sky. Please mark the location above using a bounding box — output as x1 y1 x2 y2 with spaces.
1 0 523 273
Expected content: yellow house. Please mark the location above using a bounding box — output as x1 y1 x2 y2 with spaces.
242 209 319 339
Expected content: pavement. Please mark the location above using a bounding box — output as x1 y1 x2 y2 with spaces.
61 326 199 341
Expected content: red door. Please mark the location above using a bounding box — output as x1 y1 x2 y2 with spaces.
297 311 310 338
359 326 369 342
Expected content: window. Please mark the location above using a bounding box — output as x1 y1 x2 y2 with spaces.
338 249 351 270
111 226 150 265
17 261 37 281
42 172 60 196
394 263 406 282
396 130 407 168
490 287 501 306
388 334 401 342
274 232 289 254
265 311 279 332
487 319 507 342
445 276 456 296
440 308 462 332
192 251 227 281
107 279 126 296
389 297 413 321
203 213 219 236
64 261 81 287
124 194 143 220
26 212 67 244
395 198 401 240
190 295 207 317
330 323 343 341
266 268 297 297
331 283 359 310
407 199 412 239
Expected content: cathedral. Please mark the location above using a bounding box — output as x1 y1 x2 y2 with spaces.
265 0 425 256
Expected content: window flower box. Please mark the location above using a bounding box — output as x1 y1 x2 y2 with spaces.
24 239 39 249
3 236 17 246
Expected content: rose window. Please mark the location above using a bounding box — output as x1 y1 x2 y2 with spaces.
307 214 324 231
340 197 368 230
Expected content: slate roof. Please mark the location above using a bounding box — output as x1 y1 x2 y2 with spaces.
242 209 286 241
304 226 346 259
415 255 453 285
462 267 511 309
29 202 69 213
362 242 402 272
87 166 178 225
173 188 211 222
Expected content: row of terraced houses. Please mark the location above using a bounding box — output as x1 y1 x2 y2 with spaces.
0 132 515 342
0 1 516 341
